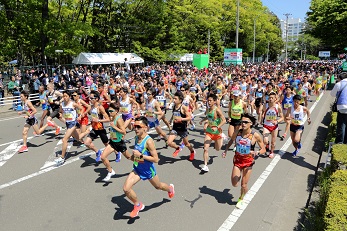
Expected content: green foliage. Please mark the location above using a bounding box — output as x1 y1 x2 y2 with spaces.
0 0 284 63
331 144 347 170
307 0 347 53
325 112 337 149
324 170 347 231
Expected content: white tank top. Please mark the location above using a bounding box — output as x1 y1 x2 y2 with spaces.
62 101 77 122
290 105 304 126
263 104 279 126
119 96 132 115
24 101 35 119
145 99 157 121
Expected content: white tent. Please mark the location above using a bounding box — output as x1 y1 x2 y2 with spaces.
167 53 194 62
72 53 144 65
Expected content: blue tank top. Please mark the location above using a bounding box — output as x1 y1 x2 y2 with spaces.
282 95 294 110
133 135 156 176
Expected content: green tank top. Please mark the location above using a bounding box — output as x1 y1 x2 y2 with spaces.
230 100 243 119
109 115 123 142
206 107 221 135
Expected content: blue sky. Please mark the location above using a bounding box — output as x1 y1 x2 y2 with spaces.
261 0 311 21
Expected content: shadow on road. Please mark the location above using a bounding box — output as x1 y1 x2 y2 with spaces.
94 168 129 186
199 185 235 205
111 194 170 223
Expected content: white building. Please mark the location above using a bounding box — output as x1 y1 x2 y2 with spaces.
280 18 305 42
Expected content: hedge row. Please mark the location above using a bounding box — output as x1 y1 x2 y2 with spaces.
323 112 347 230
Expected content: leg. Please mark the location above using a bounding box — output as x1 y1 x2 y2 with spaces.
61 127 76 159
290 131 297 149
101 144 115 173
263 127 270 151
240 167 253 199
84 137 98 153
149 175 170 192
155 126 167 140
182 136 194 152
224 125 235 153
335 112 346 144
22 124 31 147
203 135 212 166
231 165 241 187
270 129 278 153
123 171 141 204
214 137 223 151
166 134 178 149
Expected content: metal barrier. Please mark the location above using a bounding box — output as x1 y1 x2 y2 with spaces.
0 87 91 110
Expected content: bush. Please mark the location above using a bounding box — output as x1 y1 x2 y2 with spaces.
331 144 347 170
325 112 337 149
324 170 347 231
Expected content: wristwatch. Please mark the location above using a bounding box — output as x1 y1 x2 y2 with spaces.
140 154 144 159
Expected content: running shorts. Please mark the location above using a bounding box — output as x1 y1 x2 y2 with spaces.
233 154 255 169
109 139 127 153
263 124 278 133
88 129 109 144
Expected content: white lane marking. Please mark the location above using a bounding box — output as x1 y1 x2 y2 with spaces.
0 128 64 147
40 140 73 170
0 112 204 190
0 112 43 122
0 141 22 167
218 91 323 231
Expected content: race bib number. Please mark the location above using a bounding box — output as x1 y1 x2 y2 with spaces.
64 113 73 121
120 107 129 114
236 144 250 154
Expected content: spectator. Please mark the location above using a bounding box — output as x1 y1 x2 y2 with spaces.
7 76 20 94
330 72 347 144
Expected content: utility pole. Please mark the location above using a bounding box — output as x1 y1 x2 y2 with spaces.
267 41 270 62
253 18 256 63
208 29 210 55
236 0 240 49
284 13 292 62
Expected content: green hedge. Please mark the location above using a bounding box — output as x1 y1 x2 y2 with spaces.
324 170 347 231
325 112 337 149
331 144 347 170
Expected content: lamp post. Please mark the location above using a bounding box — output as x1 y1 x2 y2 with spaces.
284 13 292 62
236 0 240 49
252 16 259 63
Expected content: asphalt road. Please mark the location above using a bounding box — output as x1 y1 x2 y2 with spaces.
0 92 333 231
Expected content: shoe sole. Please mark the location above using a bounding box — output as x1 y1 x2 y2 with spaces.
18 150 28 153
130 204 145 218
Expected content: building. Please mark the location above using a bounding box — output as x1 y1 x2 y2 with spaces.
280 18 305 42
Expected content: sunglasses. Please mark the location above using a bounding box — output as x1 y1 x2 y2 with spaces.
241 121 251 124
108 110 115 113
134 125 145 129
90 97 96 100
147 93 152 95
72 95 78 97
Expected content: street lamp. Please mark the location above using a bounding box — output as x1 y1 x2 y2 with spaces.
252 16 259 63
236 0 240 49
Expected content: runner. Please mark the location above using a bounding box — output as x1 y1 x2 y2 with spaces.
46 83 64 135
224 113 265 209
83 90 110 162
285 95 311 157
118 87 139 132
167 91 196 160
145 87 167 142
100 103 132 181
222 90 248 157
122 116 175 218
262 92 284 158
72 91 91 137
17 90 51 153
156 82 172 132
280 86 294 140
314 73 323 101
199 94 226 172
55 91 85 165
38 85 49 130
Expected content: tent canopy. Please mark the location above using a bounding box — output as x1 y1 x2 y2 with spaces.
8 60 18 65
72 53 144 65
167 53 194 62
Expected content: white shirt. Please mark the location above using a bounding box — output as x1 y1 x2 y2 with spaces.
331 78 347 113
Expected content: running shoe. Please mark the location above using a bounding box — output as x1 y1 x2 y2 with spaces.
173 143 185 157
55 157 65 165
189 150 195 161
95 149 102 162
201 165 209 172
190 124 195 131
292 149 298 157
236 199 244 209
115 152 121 162
55 126 61 135
102 169 116 182
280 133 287 140
130 202 145 218
297 142 302 150
47 120 55 127
18 145 28 153
269 152 275 159
168 184 175 198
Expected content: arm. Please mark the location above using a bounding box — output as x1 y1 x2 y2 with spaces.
97 105 110 123
154 101 163 116
27 101 37 117
277 106 284 124
110 117 126 135
216 108 226 128
254 132 266 156
80 99 91 115
181 105 192 121
132 138 159 163
304 107 311 125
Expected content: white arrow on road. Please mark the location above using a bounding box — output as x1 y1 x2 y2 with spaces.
40 140 73 169
0 141 22 168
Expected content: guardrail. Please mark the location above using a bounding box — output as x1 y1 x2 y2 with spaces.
0 87 91 110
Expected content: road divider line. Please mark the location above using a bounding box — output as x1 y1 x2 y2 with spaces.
0 112 205 190
218 91 323 231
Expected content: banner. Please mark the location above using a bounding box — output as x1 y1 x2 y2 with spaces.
224 48 242 65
